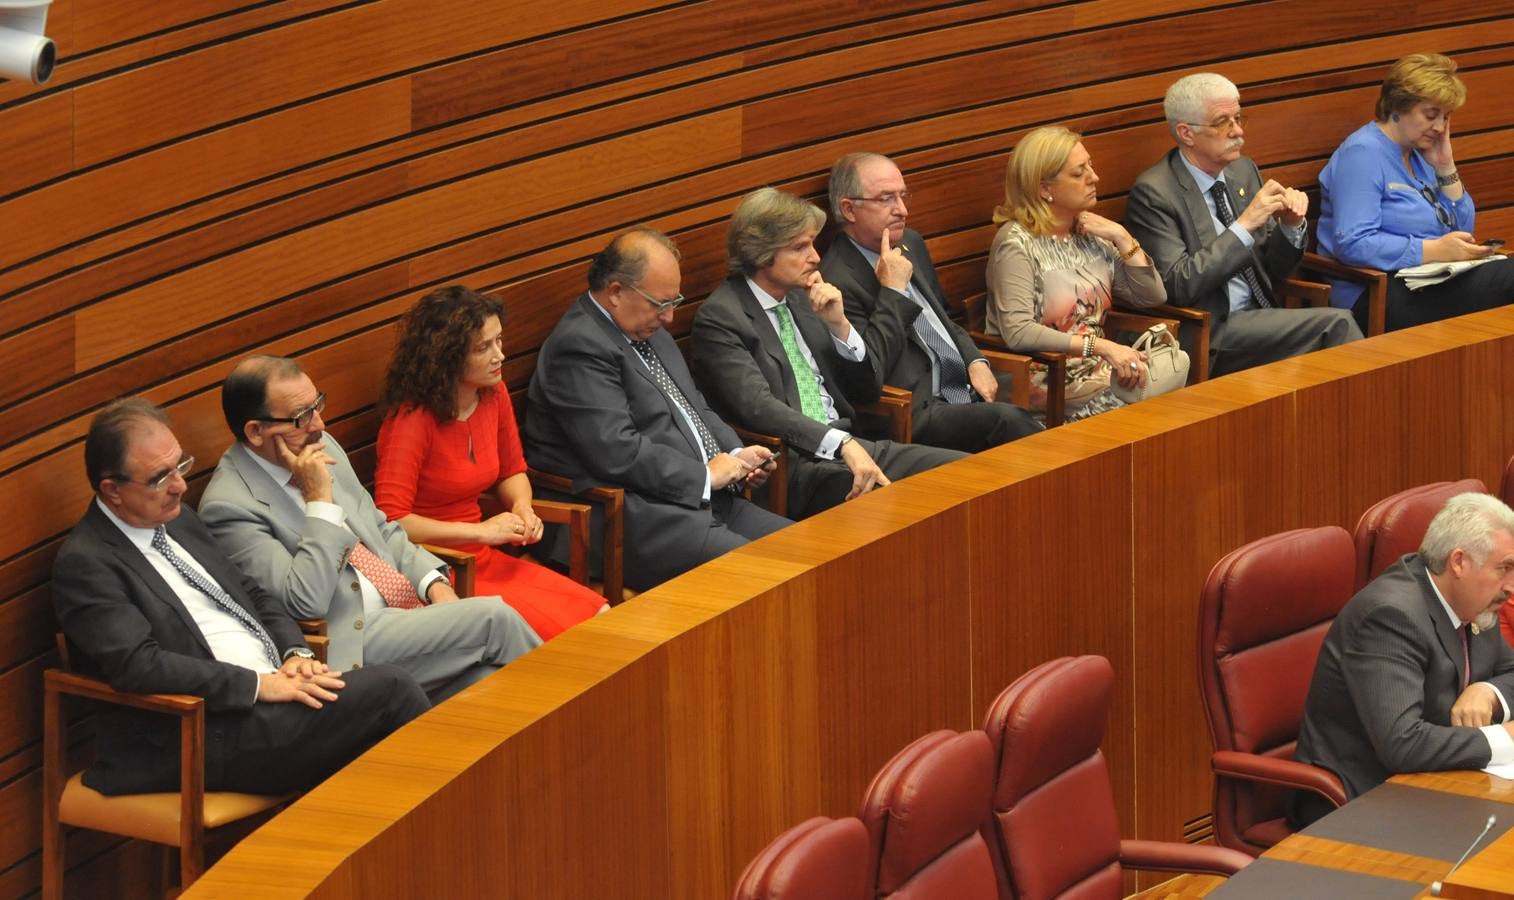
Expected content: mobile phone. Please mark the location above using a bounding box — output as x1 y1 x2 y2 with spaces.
1483 239 1505 249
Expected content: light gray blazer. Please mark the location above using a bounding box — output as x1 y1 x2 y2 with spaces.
199 437 447 671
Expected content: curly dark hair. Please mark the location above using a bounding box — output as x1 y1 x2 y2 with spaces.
383 285 505 422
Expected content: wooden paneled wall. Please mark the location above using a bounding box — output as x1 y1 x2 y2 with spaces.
2 1 1514 896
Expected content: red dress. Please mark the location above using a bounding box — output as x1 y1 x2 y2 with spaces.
374 383 603 640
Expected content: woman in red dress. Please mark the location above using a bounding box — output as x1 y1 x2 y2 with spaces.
375 286 607 640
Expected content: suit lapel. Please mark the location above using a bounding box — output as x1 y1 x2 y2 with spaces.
735 278 802 406
1167 150 1220 248
86 503 215 656
1418 566 1470 687
227 443 305 536
578 294 699 455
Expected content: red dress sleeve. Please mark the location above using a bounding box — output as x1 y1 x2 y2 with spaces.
492 383 527 481
374 405 436 521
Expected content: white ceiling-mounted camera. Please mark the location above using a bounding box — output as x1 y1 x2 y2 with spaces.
0 0 55 84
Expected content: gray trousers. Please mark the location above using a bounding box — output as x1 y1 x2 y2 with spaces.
1210 306 1362 377
362 596 542 702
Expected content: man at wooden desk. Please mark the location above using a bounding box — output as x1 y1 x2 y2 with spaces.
1293 492 1514 827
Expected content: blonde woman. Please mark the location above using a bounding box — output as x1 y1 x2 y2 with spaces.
985 126 1166 420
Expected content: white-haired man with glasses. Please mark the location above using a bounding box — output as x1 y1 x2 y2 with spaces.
525 228 792 591
820 152 1040 453
1125 72 1360 376
51 399 430 797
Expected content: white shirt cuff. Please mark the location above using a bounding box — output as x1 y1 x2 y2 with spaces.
1483 682 1511 722
1483 718 1514 765
418 569 447 602
831 326 866 360
702 468 711 502
1281 220 1307 248
815 429 847 460
304 501 346 527
1228 220 1256 248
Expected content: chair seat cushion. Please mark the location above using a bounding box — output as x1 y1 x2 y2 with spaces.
59 772 289 846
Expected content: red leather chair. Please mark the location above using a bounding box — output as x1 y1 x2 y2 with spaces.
983 656 1250 899
1353 479 1486 589
733 816 869 900
1198 529 1352 856
858 729 1000 899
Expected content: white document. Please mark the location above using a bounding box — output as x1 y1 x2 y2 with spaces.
1396 256 1501 291
1483 761 1514 780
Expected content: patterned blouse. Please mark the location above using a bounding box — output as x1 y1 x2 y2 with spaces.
985 221 1165 419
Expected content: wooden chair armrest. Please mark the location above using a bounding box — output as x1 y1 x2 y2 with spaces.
45 669 204 714
296 618 327 636
853 385 913 444
979 347 1066 427
422 543 475 597
532 499 592 586
1299 252 1387 335
1278 278 1331 309
528 467 626 605
302 634 330 665
1102 310 1181 336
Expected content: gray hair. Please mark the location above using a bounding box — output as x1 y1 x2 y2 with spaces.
727 188 826 276
1420 492 1514 573
1163 73 1239 140
827 151 891 220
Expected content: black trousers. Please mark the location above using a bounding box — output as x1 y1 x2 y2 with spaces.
911 372 1041 453
208 663 430 794
1357 256 1514 333
787 439 966 520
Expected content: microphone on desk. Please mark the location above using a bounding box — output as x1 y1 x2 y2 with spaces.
1430 813 1497 896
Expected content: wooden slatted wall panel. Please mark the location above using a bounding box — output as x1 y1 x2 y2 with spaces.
2 0 1513 895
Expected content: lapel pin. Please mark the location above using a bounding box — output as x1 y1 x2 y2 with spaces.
1237 186 1246 198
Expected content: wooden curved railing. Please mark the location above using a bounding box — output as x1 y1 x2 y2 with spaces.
4 1 1514 895
177 307 1514 898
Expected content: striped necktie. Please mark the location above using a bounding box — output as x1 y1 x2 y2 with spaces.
151 526 280 668
1209 181 1273 309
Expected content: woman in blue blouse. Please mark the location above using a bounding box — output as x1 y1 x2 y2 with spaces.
1318 53 1512 331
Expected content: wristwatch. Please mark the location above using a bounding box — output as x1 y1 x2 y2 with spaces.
283 647 315 661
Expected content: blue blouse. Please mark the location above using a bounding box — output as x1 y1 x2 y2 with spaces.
1317 122 1475 308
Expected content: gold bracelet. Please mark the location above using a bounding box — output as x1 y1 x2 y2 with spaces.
1121 241 1143 261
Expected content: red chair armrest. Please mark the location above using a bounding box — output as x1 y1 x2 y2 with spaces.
1119 839 1252 876
1212 750 1347 806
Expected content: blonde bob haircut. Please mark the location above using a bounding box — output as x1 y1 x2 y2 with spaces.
1376 53 1466 121
727 187 827 276
993 125 1081 236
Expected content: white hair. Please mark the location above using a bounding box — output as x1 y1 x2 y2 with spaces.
1420 492 1514 573
1163 73 1240 140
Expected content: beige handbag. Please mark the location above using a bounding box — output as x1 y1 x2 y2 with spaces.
1110 324 1189 404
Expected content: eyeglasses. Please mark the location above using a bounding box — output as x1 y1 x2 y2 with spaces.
628 283 686 313
111 455 195 491
1416 183 1455 229
1183 114 1248 132
256 392 327 431
847 191 912 208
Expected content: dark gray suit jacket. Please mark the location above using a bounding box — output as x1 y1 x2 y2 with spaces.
1295 554 1514 799
1124 150 1303 322
525 294 754 587
819 228 985 409
51 502 310 794
690 275 879 456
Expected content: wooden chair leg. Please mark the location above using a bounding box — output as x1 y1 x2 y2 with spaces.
42 678 65 900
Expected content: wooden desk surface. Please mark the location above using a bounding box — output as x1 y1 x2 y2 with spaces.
1232 770 1514 899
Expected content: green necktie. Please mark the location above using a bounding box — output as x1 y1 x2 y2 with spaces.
772 302 829 424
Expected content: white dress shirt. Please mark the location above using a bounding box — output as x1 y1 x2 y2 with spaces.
1177 153 1306 313
745 276 866 460
1427 573 1514 763
245 450 444 613
98 500 274 703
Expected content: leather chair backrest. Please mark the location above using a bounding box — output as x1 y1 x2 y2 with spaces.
858 730 999 899
981 656 1122 900
1198 526 1355 852
1354 479 1485 588
733 816 869 900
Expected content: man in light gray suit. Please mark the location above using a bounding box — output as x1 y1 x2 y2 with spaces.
1292 493 1514 827
1125 72 1360 376
200 356 540 702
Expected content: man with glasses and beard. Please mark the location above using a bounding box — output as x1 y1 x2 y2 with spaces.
51 399 430 797
199 356 542 703
820 152 1040 453
525 228 791 591
1292 493 1514 827
1125 72 1360 376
